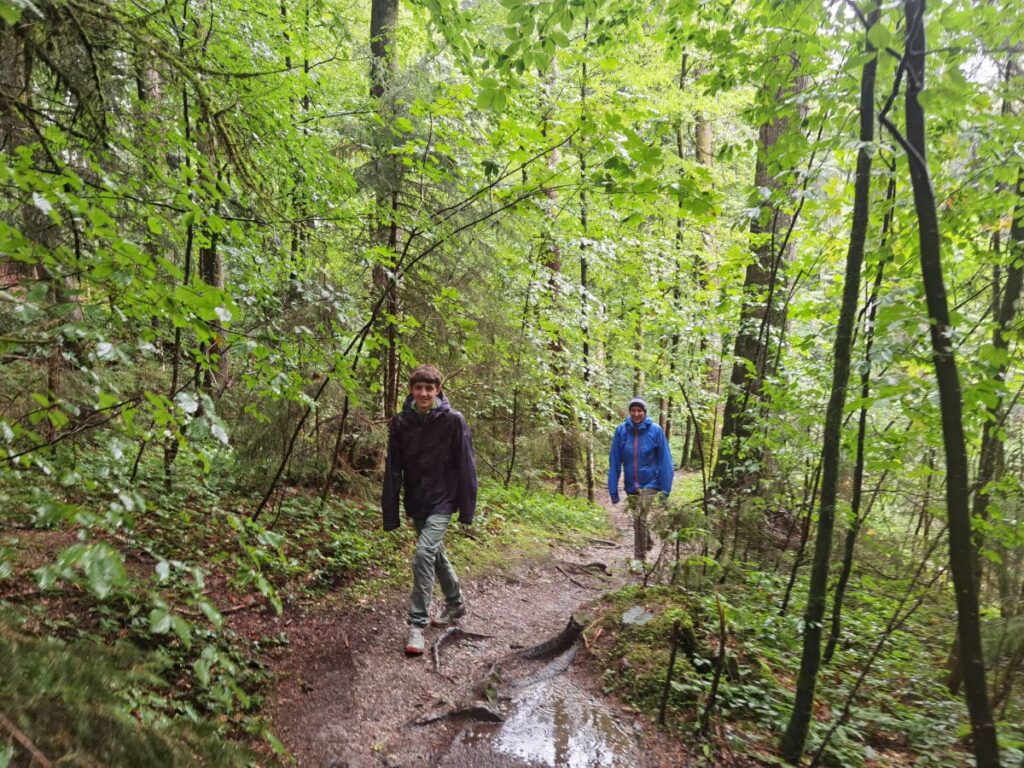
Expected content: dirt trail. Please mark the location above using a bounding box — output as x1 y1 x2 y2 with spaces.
268 493 683 767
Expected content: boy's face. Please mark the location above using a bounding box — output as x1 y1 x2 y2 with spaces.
410 381 439 413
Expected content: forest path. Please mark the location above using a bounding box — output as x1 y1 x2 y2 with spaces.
267 486 686 767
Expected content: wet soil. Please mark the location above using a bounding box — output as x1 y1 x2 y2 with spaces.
266 494 687 767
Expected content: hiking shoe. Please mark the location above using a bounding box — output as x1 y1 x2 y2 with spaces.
405 626 426 656
430 601 467 627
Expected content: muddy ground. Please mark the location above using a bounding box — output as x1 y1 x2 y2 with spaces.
262 494 690 768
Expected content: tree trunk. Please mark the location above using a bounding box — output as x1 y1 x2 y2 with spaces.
164 7 196 487
714 60 806 489
539 50 576 493
972 165 1023 565
579 27 595 502
369 0 401 418
823 173 897 664
880 1 999 763
781 15 876 760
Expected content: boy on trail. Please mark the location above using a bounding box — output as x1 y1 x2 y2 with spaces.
382 364 477 656
608 397 674 572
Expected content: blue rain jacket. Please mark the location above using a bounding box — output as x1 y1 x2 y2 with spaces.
607 416 673 505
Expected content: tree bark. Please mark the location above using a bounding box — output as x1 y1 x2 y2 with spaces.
579 24 595 502
823 173 897 664
879 1 999 763
715 59 806 489
369 0 401 418
539 51 576 493
781 13 876 760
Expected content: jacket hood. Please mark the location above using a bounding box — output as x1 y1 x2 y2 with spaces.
626 415 654 431
401 390 452 415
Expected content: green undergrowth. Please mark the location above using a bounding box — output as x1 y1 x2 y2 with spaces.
0 456 611 765
0 619 255 767
586 570 1024 768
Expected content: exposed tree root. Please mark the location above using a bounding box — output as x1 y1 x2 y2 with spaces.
415 615 586 728
554 565 589 589
520 615 584 660
513 643 578 689
560 561 611 576
412 701 506 726
433 626 495 674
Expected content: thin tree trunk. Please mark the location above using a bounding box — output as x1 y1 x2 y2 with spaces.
579 26 595 501
781 15 876 758
164 5 195 487
779 457 821 616
972 165 1023 559
822 173 897 664
879 1 999 762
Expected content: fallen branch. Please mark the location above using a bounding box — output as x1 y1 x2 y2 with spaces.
555 565 589 590
584 537 618 548
434 626 495 673
180 598 263 619
0 711 52 768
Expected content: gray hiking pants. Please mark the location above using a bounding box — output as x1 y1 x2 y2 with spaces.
627 489 658 560
409 513 462 627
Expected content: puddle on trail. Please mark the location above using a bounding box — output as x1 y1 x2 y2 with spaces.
442 677 638 767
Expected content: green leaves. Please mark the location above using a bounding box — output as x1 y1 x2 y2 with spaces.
865 22 893 51
36 543 128 600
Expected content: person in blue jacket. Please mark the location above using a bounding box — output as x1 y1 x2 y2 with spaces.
608 397 673 570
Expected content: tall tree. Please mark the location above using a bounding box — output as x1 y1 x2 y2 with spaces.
781 9 877 761
714 56 806 488
879 0 1000 762
822 175 896 665
370 0 401 417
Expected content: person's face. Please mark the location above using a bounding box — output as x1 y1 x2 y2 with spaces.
411 381 439 412
629 406 646 423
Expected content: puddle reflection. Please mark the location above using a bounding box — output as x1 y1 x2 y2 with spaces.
494 678 636 767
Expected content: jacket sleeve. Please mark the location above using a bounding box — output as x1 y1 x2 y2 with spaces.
456 414 478 525
381 419 402 531
658 426 674 496
607 425 622 503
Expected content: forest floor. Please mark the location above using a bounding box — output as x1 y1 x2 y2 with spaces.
256 489 690 767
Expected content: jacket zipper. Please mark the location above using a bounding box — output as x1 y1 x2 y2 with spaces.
632 427 640 489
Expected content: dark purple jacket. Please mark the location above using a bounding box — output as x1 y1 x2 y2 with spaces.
382 392 477 531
